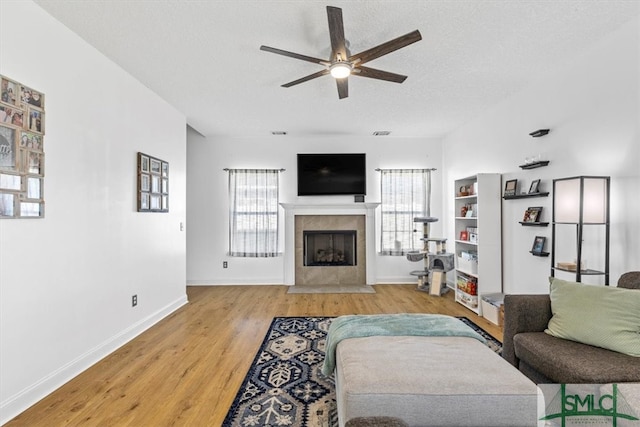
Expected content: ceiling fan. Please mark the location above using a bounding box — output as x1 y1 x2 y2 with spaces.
260 6 422 99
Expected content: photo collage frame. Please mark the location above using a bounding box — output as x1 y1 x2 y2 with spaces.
0 74 45 218
137 152 168 212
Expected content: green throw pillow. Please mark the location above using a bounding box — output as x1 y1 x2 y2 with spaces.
545 278 640 357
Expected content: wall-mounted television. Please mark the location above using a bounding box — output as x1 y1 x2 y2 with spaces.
297 153 366 196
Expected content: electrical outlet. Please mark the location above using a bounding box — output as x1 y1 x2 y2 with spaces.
132 295 138 307
223 261 228 268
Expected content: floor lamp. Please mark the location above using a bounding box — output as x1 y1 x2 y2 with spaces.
551 176 610 284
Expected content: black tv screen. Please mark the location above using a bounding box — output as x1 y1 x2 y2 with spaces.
297 153 366 196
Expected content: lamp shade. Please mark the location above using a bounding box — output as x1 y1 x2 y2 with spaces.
330 62 352 79
554 176 609 224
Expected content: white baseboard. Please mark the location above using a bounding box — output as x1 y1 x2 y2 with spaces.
187 279 283 286
0 294 188 426
374 277 417 284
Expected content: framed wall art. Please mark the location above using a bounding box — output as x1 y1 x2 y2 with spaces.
531 236 546 255
0 74 45 219
137 152 168 212
503 179 517 197
522 206 542 223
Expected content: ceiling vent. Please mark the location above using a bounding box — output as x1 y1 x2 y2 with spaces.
271 131 288 135
373 131 391 136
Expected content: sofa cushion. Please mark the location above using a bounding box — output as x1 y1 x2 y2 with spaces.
513 332 640 383
545 278 640 356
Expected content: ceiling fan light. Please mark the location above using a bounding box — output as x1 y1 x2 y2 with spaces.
330 62 352 79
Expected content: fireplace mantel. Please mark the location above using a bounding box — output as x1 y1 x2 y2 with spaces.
280 203 380 285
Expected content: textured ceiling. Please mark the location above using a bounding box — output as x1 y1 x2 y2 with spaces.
34 0 640 138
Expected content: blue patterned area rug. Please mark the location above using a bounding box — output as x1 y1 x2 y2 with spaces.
222 316 501 427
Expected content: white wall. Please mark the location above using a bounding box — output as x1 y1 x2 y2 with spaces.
442 17 640 294
0 2 188 423
187 135 443 285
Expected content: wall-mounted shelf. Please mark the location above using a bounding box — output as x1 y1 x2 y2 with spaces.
519 221 549 227
519 160 550 170
552 267 605 276
503 192 549 200
530 251 550 257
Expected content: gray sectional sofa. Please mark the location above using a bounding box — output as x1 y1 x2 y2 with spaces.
502 272 640 384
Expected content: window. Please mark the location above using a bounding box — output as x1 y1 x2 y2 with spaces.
228 169 281 257
379 169 432 255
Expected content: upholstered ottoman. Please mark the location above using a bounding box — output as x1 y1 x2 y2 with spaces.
334 335 538 427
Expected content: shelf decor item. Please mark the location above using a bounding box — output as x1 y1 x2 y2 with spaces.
137 152 169 212
522 206 542 223
551 176 610 284
531 236 546 254
503 179 517 197
528 179 541 194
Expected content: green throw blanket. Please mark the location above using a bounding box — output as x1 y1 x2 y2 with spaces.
321 313 487 376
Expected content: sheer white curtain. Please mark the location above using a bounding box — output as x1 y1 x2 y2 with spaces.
228 169 281 257
380 169 431 255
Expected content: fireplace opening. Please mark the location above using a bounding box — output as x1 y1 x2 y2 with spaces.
303 230 357 267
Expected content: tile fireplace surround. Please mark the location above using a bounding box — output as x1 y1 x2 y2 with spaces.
280 203 380 286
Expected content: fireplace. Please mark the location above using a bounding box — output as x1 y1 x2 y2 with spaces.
304 230 357 267
280 203 380 285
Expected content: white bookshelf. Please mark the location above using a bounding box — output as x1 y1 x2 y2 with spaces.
453 174 503 315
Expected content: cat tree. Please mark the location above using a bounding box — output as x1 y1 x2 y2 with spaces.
407 217 454 295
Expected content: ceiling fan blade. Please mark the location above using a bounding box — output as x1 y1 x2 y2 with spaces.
349 30 422 65
336 78 348 99
281 69 330 87
353 66 407 83
260 45 329 65
327 6 347 62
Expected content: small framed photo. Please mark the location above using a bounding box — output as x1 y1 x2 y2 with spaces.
0 105 17 124
504 179 517 197
20 201 43 217
27 106 44 134
5 109 24 128
531 236 546 254
0 124 18 172
0 192 15 217
140 192 150 210
151 175 160 193
528 179 541 194
26 177 42 200
20 131 42 150
150 158 161 175
469 233 478 243
140 154 150 173
20 85 44 109
523 206 542 223
140 173 150 192
1 76 20 106
27 151 44 175
150 194 161 210
0 173 21 191
459 230 469 241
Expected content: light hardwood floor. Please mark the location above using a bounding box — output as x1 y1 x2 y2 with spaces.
6 285 502 426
